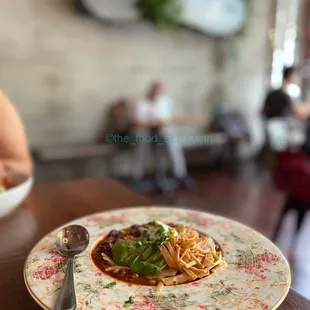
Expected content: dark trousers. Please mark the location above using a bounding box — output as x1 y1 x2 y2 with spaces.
273 196 310 241
131 128 187 180
302 121 310 157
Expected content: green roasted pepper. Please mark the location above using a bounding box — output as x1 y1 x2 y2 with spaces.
112 240 153 265
111 222 175 277
155 258 166 267
145 250 162 264
140 246 154 261
130 261 161 276
112 241 135 265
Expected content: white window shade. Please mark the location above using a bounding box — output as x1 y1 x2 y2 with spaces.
270 0 301 89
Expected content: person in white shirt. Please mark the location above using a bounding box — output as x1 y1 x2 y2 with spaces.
130 81 191 187
262 67 310 151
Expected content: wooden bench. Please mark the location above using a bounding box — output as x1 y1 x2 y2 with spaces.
34 143 120 162
34 132 228 163
33 143 122 181
183 132 228 149
33 132 229 184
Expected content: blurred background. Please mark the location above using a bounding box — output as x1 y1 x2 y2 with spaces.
1 0 310 300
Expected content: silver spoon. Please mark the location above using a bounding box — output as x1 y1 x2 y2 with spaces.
55 225 90 310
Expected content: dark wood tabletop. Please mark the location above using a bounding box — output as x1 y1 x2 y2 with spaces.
0 178 308 310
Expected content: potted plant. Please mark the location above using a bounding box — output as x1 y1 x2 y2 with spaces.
136 0 183 29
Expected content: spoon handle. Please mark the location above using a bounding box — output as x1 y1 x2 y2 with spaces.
55 257 77 310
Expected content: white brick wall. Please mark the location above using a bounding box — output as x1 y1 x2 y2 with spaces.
0 0 273 155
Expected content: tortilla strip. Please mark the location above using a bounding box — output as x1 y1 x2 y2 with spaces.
203 253 215 267
160 245 177 268
189 266 210 275
186 234 197 241
179 259 196 269
168 235 177 247
161 268 178 277
166 242 176 259
197 246 210 254
196 253 205 258
156 282 164 291
162 273 192 286
176 245 181 262
190 253 204 268
184 268 197 279
207 257 222 270
179 225 185 233
185 252 191 260
197 239 208 249
213 260 227 271
180 248 189 260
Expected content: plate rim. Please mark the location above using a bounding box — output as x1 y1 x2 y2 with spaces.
24 206 292 310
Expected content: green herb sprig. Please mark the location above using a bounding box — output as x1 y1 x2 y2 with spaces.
104 281 116 289
124 296 134 307
137 0 182 29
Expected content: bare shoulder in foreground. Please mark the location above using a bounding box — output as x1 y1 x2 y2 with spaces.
0 90 33 175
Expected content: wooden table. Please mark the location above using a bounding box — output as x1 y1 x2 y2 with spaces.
0 178 308 310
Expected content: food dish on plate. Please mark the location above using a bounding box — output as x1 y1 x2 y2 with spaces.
0 176 15 193
92 221 226 289
24 208 291 310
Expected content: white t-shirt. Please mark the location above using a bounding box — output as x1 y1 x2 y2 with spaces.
132 95 172 122
267 83 305 150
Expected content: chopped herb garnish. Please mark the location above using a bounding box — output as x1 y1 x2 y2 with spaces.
168 227 175 235
104 281 117 288
153 233 169 246
124 296 134 307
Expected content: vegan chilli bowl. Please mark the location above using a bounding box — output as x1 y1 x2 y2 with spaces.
91 221 226 290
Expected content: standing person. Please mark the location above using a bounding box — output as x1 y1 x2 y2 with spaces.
262 67 310 154
130 81 192 188
0 91 33 175
261 68 310 253
262 66 310 120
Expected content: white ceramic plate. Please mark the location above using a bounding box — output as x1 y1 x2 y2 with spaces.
24 207 290 310
0 173 33 217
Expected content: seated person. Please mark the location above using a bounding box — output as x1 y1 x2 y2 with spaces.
130 81 191 187
0 91 33 175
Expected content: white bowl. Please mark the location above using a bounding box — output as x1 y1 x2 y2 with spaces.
0 174 33 218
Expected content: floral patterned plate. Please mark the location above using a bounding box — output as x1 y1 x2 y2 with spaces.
24 207 290 310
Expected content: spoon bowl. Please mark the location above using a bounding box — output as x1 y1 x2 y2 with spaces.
56 225 90 257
